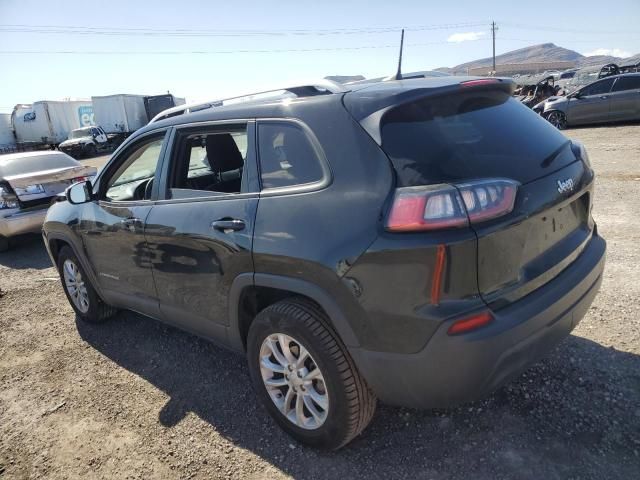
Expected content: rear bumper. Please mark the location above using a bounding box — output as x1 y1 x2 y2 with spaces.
0 208 47 237
349 234 606 409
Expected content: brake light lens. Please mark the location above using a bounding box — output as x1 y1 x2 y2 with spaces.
570 141 591 168
0 185 19 210
460 79 501 88
447 311 493 335
386 179 519 232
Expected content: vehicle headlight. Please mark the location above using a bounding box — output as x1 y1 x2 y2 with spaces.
0 185 19 209
14 184 45 196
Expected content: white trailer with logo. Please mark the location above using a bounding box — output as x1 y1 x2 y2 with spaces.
11 100 94 147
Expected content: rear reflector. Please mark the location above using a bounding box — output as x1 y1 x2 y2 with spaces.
447 311 493 335
385 179 519 232
460 79 501 88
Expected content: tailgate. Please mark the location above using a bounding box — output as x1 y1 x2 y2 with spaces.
4 165 97 202
473 160 595 308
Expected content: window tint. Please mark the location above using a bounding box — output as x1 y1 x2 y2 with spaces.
612 76 640 92
380 91 572 186
580 78 615 96
258 123 323 189
170 129 247 196
105 137 164 201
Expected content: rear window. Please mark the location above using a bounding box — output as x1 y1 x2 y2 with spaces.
380 91 573 186
0 153 78 177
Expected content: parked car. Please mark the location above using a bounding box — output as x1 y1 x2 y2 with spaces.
542 73 640 129
59 126 109 158
0 151 96 251
43 77 606 449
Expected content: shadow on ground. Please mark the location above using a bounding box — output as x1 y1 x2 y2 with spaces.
0 233 52 270
77 311 640 479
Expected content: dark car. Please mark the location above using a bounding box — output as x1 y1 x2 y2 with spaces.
43 77 606 450
542 73 640 129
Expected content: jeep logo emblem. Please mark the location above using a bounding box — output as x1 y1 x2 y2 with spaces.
557 178 574 194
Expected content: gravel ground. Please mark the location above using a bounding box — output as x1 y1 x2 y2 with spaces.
1 125 639 479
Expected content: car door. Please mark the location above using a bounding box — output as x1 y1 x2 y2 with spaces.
143 121 259 343
608 76 640 122
79 128 170 317
567 77 615 125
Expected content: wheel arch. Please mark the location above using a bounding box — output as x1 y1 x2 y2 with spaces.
228 273 360 352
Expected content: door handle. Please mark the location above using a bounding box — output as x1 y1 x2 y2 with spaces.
211 219 246 232
120 217 142 231
600 96 608 99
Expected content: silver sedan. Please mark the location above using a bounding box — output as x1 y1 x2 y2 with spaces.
0 150 96 252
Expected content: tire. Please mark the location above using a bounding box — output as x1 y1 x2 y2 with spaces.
545 110 568 130
84 144 97 158
0 235 8 253
247 298 376 450
57 246 117 323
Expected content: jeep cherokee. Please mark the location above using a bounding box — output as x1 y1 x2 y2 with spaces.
43 77 606 449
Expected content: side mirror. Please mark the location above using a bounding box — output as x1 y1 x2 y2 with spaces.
67 180 93 205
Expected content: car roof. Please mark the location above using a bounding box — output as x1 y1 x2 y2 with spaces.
139 76 513 136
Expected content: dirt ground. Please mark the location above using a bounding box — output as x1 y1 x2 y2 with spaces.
1 125 639 479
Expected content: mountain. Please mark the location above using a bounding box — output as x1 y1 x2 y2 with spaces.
436 43 634 74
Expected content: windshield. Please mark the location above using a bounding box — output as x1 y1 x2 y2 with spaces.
70 128 93 139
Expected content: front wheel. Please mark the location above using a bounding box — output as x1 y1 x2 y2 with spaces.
545 110 568 130
247 298 376 450
57 246 117 323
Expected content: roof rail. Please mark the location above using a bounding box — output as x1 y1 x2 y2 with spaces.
149 79 348 123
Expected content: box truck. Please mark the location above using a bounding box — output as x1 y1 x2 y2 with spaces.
0 113 16 152
11 101 94 148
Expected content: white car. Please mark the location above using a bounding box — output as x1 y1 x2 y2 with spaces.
0 150 96 251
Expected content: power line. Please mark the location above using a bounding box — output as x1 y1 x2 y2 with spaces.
0 21 489 37
0 38 491 55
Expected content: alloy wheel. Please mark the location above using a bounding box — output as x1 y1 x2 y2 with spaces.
63 259 90 313
259 333 329 430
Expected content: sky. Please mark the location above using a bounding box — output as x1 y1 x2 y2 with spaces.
1 0 639 113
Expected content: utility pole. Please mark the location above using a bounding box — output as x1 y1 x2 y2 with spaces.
491 21 498 75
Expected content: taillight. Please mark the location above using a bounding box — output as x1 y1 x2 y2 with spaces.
0 184 19 210
571 141 591 168
386 178 519 232
72 176 88 183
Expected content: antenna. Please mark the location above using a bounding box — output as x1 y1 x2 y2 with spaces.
394 29 405 80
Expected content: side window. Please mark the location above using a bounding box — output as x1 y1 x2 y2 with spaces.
104 136 164 202
169 127 247 197
612 76 640 92
581 78 615 96
257 123 323 189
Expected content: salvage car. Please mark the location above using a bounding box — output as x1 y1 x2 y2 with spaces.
0 151 96 251
542 73 640 129
514 75 558 108
58 126 109 158
43 77 606 449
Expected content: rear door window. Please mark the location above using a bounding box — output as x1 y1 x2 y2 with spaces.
612 76 640 92
380 91 573 186
257 122 323 189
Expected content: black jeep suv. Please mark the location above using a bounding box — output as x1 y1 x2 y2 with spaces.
43 77 606 449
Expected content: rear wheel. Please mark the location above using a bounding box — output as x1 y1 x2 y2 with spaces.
57 246 116 323
247 298 376 450
84 144 97 158
546 110 567 130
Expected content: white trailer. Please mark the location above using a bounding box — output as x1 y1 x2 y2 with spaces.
0 113 16 151
11 100 94 147
91 94 149 135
